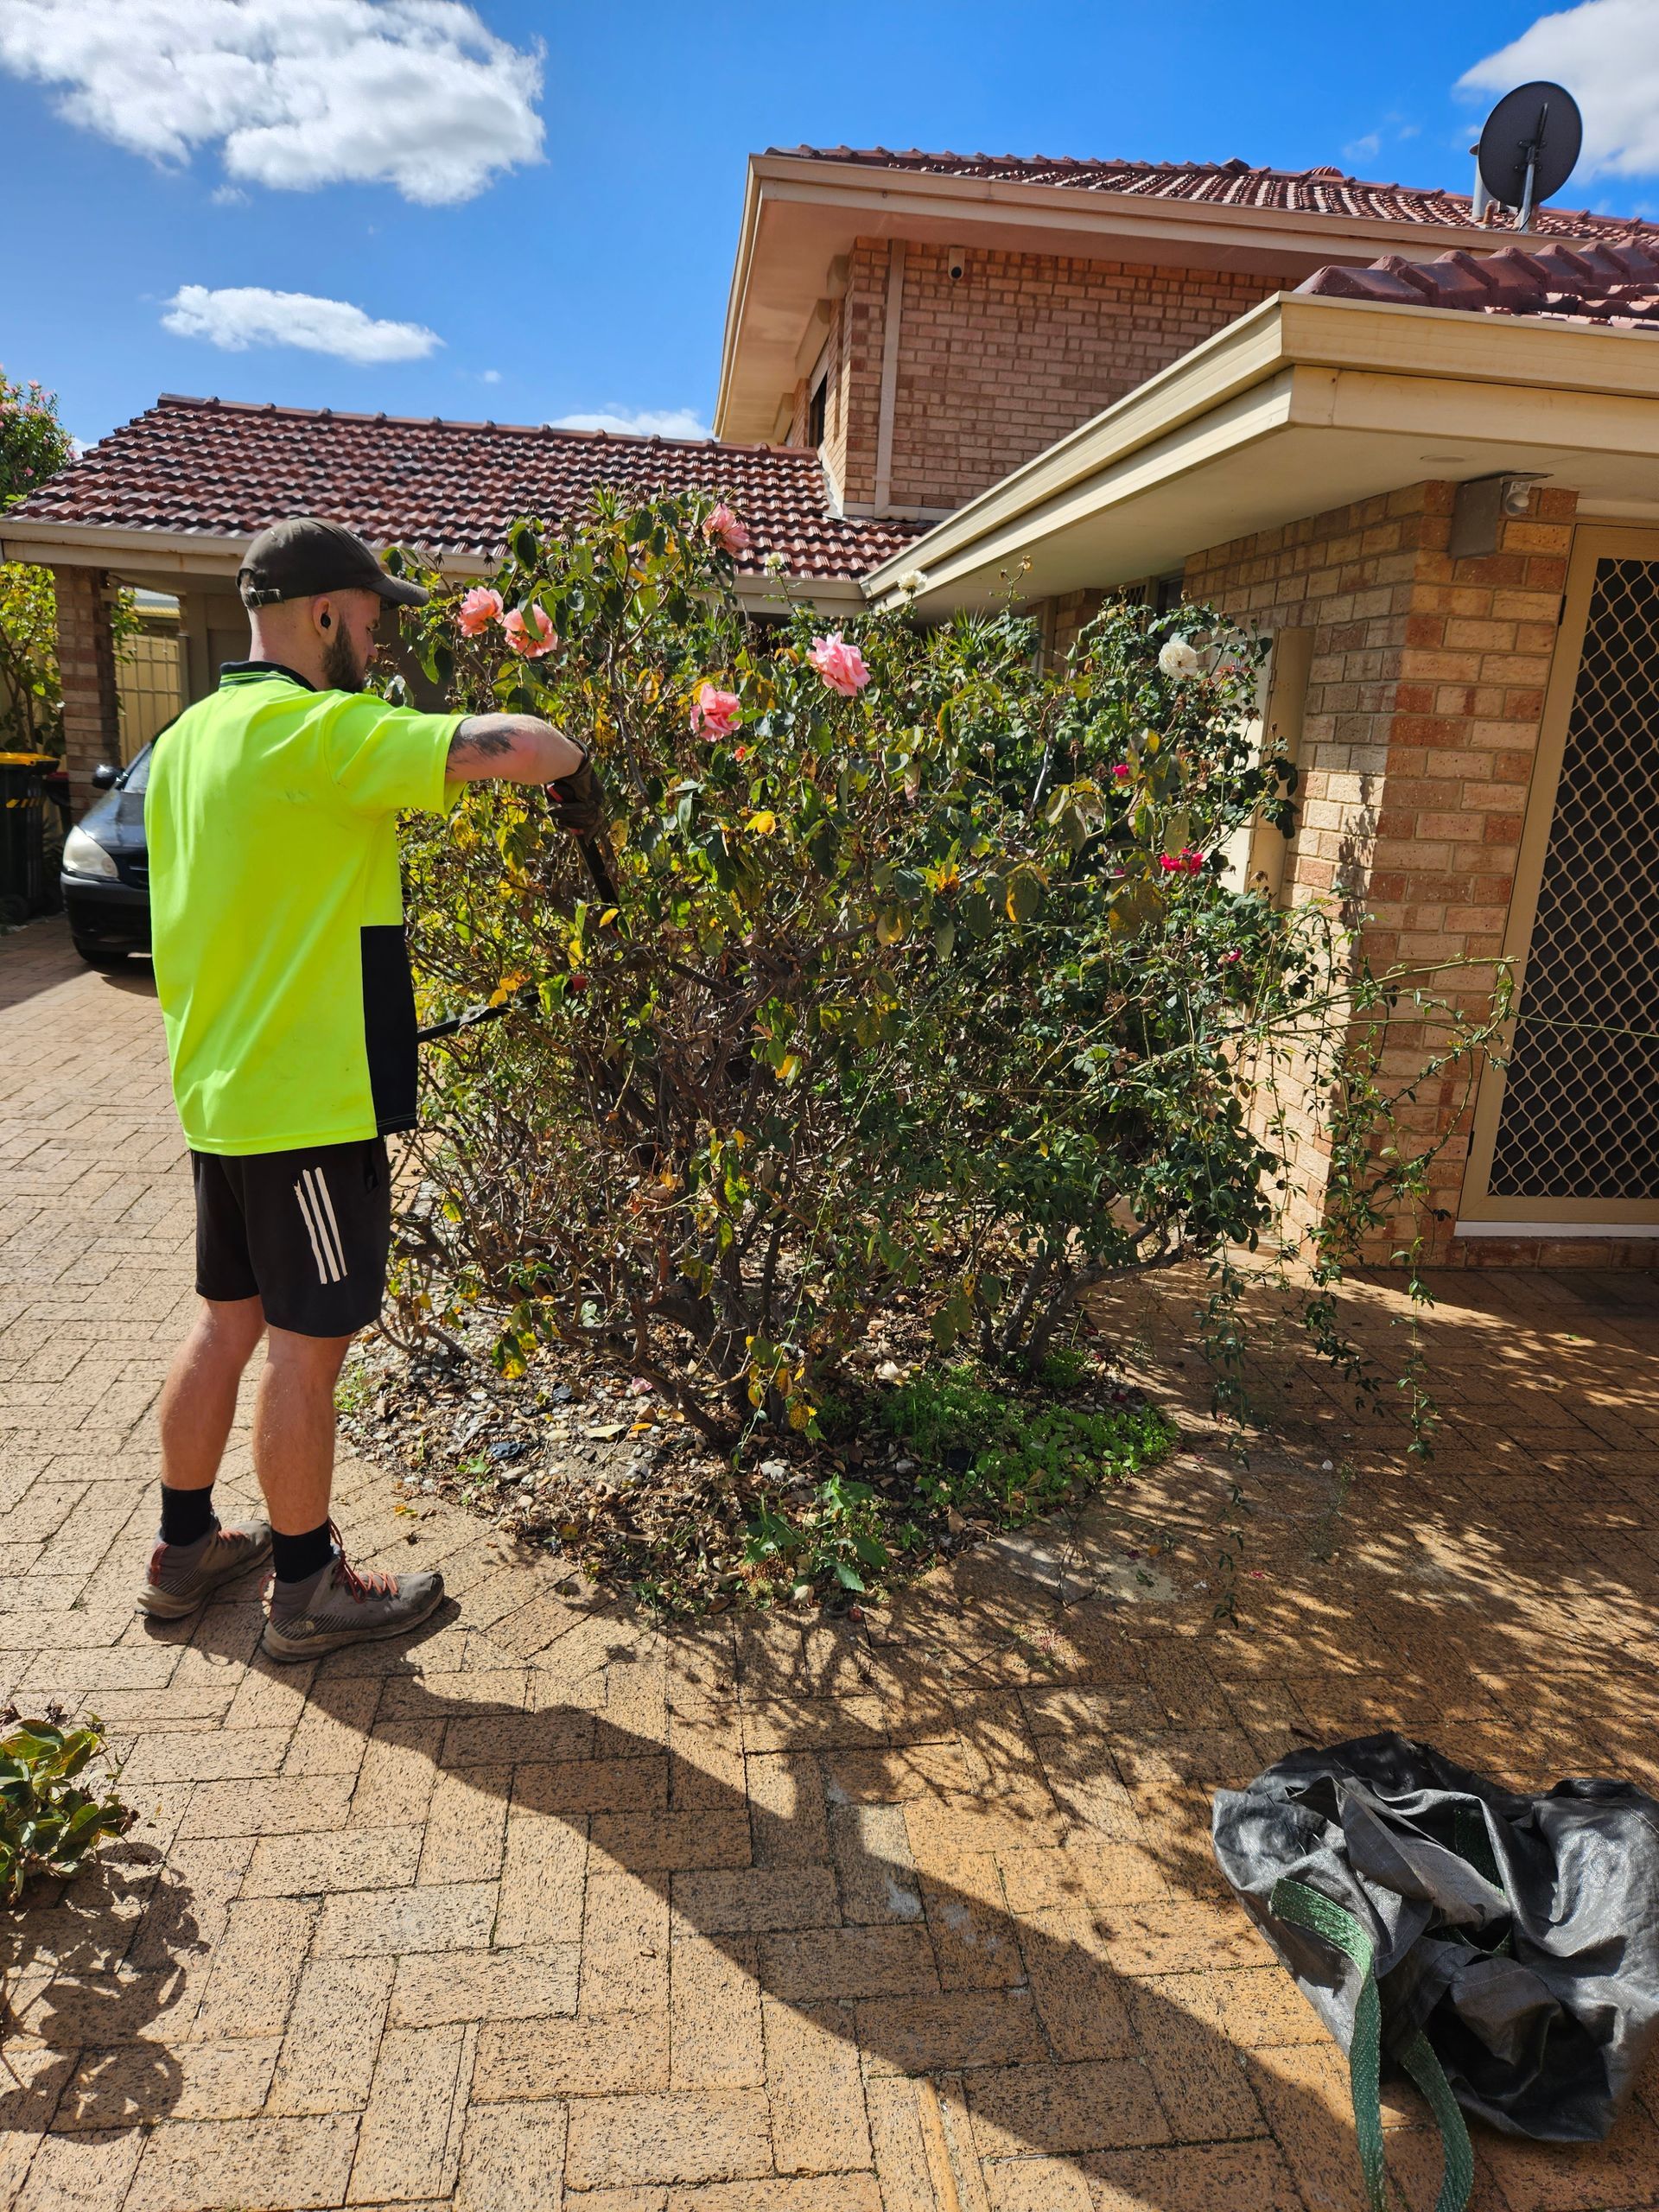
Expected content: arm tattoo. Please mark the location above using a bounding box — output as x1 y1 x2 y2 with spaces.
448 715 520 766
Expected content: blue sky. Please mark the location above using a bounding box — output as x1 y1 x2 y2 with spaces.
4 0 1658 450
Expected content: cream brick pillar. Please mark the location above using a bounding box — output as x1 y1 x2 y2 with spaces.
53 565 122 817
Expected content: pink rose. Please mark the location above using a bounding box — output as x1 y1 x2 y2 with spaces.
1112 763 1131 780
503 604 556 659
1158 849 1203 875
808 632 870 696
690 681 742 738
702 502 751 556
457 586 503 637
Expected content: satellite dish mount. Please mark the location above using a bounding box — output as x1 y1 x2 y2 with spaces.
1476 80 1584 232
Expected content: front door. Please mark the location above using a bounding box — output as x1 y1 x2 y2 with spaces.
1462 524 1659 1230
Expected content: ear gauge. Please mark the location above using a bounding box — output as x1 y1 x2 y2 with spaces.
320 613 332 629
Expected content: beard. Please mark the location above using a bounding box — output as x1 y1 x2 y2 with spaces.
321 626 369 692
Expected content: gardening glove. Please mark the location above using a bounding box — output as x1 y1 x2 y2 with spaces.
546 747 606 839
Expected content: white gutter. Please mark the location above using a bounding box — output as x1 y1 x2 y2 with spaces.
862 294 1296 606
747 152 1522 266
863 292 1659 609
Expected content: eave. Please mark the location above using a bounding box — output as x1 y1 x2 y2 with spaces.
0 518 865 616
861 295 1659 616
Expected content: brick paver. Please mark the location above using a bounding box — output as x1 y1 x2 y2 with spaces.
4 912 1659 2209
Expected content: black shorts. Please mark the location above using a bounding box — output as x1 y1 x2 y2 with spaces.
192 1139 391 1338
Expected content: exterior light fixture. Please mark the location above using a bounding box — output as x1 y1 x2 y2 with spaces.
1449 473 1549 561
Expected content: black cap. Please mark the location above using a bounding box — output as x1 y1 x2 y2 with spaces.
237 517 429 609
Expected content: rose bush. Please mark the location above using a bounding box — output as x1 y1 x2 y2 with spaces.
385 490 1502 1468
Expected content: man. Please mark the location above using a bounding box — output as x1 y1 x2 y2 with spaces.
137 516 598 1661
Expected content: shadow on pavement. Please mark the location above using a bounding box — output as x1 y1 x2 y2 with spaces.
2 1841 199 2134
132 1578 1475 2196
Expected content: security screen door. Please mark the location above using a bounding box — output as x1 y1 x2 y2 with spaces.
1462 525 1659 1227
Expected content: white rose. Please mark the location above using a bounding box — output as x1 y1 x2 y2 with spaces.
761 550 787 575
896 569 929 594
1158 637 1204 680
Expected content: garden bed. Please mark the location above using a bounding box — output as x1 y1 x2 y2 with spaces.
339 1317 1175 1618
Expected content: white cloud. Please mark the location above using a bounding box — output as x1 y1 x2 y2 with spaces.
162 284 442 364
0 0 544 204
1461 2 1659 179
1342 111 1421 170
480 369 502 385
550 406 711 440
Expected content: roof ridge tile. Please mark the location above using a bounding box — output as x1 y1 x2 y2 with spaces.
1297 241 1659 329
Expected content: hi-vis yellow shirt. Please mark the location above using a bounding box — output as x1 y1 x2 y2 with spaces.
146 663 461 1155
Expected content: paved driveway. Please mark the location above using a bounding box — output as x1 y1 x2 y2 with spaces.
3 913 1659 2212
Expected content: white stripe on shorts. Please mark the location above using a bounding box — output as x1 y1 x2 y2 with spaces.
294 1177 339 1285
306 1166 349 1281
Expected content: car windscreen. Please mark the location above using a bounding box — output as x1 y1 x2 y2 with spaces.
121 745 153 794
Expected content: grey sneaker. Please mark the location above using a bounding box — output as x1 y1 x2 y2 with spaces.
137 1520 273 1619
261 1543 445 1663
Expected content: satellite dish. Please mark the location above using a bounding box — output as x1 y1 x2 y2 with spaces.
1477 81 1583 231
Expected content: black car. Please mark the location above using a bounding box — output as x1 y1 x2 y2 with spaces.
60 744 151 968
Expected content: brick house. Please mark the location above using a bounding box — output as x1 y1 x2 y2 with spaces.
10 144 1659 1265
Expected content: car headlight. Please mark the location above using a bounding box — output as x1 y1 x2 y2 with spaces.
63 825 119 880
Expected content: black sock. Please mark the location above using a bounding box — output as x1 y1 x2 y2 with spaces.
271 1522 335 1586
159 1484 217 1547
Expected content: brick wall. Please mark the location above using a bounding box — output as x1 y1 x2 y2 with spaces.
53 565 122 818
1185 482 1583 1268
814 244 887 510
1047 589 1107 662
810 240 1287 514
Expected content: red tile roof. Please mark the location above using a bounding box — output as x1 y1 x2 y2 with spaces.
778 146 1654 241
1298 238 1659 331
10 395 920 581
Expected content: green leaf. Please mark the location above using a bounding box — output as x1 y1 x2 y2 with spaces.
804 817 840 876
1007 869 1043 925
0 1710 128 1905
833 1560 867 1592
